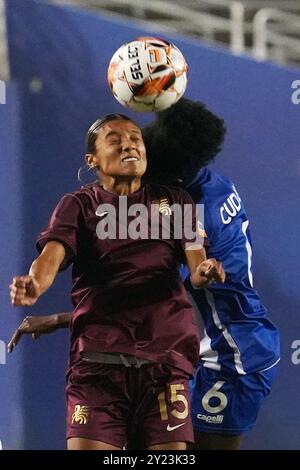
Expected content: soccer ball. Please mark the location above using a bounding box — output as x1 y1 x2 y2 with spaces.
107 37 188 112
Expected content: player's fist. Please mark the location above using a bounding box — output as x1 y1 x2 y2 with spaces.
191 258 225 288
9 275 41 306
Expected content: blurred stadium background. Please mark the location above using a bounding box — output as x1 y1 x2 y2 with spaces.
0 0 299 449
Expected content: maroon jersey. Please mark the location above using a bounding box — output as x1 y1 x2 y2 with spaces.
37 183 200 375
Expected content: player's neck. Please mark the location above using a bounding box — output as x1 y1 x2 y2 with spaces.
100 176 142 195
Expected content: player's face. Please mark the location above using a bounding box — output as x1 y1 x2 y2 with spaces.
91 120 147 178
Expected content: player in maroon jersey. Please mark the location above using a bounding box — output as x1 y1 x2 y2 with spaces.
10 113 225 450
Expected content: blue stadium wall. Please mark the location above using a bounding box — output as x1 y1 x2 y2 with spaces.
0 82 25 449
1 0 299 449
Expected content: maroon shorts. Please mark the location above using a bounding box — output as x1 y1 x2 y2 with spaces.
66 361 193 448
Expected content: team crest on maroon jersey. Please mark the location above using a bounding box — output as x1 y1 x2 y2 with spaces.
71 404 89 424
153 197 172 215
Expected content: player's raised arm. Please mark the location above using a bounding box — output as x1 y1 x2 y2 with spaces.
9 241 66 307
179 188 225 288
185 247 225 288
7 312 72 353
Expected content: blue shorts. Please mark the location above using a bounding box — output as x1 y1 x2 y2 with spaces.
190 362 277 435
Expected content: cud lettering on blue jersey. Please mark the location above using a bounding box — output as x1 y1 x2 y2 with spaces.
220 186 242 225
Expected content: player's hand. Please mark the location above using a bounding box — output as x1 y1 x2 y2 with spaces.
9 275 41 306
7 315 59 353
191 258 225 287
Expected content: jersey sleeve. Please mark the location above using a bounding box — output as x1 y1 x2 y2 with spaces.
36 194 82 270
203 177 254 287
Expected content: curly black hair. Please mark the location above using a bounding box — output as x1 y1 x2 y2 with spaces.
142 97 226 186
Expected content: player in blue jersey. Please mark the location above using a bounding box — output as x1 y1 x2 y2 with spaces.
143 98 280 450
8 98 280 450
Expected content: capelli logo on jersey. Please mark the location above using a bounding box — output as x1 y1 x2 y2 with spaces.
71 404 89 424
197 413 224 424
220 186 242 225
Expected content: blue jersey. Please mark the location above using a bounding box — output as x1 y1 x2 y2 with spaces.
181 168 280 375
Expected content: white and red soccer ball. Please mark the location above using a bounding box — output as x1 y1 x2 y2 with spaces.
107 37 188 112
